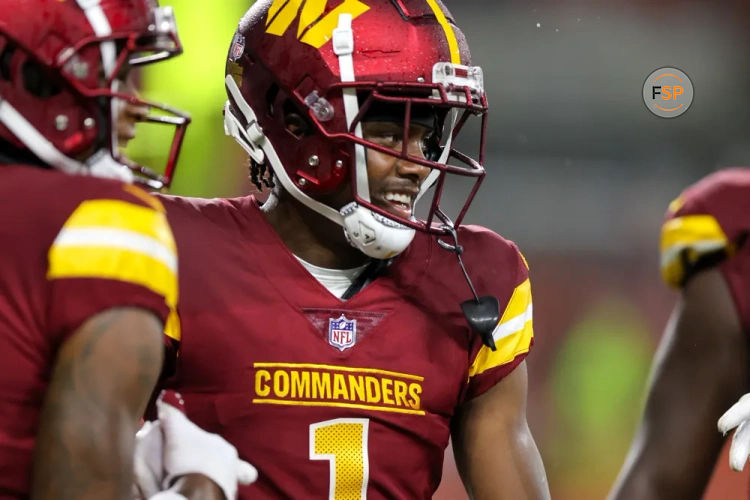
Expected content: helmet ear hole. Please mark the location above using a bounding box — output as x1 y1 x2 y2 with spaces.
22 59 61 98
265 83 279 116
284 112 309 138
0 43 15 81
283 99 312 138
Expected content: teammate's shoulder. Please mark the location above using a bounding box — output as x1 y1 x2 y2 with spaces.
458 224 518 248
156 193 258 220
45 175 179 341
660 168 750 288
459 225 534 398
668 167 750 218
1 166 168 231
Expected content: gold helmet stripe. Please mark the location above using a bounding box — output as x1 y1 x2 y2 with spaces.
425 0 460 64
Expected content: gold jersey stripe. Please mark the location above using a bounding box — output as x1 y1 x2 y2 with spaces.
501 279 531 321
660 214 729 287
58 200 176 253
468 323 532 379
254 362 424 381
253 398 426 415
468 279 533 378
425 0 460 64
52 228 177 273
48 246 180 341
163 309 181 342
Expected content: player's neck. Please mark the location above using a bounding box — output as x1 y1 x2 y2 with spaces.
263 194 369 270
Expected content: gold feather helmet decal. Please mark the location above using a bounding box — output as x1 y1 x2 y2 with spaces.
265 0 370 49
264 0 462 63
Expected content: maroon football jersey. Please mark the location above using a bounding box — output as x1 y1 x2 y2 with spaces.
660 168 750 331
0 166 178 498
158 194 534 499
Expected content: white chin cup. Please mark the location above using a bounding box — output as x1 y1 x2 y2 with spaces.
86 149 135 182
340 202 415 259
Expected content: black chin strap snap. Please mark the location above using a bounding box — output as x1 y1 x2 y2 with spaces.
436 211 499 351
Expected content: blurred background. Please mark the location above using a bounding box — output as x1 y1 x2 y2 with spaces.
133 1 750 498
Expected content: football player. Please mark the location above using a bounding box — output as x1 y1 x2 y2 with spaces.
154 1 550 498
0 1 250 498
609 168 750 499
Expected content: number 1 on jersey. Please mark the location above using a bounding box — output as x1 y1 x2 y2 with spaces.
310 418 370 500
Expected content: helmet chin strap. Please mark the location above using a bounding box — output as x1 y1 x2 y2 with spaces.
76 0 116 77
332 14 369 203
0 97 85 174
332 13 415 258
75 0 120 159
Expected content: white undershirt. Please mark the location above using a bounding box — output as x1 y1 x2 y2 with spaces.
295 256 369 299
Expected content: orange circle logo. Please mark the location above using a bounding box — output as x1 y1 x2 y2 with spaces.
642 67 694 118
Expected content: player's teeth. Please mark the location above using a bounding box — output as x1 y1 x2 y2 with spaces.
384 192 411 206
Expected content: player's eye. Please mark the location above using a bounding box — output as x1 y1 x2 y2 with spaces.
371 131 402 148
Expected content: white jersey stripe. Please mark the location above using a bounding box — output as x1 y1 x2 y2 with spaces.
492 303 533 342
52 227 177 273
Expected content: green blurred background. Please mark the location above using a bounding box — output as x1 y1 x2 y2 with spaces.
131 0 251 198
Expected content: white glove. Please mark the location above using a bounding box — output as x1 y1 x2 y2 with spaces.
134 391 258 500
147 492 188 500
718 393 750 471
134 419 166 498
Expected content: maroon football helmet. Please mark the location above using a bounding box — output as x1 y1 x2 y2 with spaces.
225 0 487 257
0 0 188 188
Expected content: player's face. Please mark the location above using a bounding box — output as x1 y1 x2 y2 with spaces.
362 121 432 219
115 71 149 148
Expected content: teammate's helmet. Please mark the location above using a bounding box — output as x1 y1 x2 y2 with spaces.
0 0 189 188
225 0 487 259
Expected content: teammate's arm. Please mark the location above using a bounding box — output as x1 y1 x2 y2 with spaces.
30 307 165 500
609 268 747 500
452 361 550 500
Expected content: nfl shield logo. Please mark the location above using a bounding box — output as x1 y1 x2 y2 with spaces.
229 33 245 61
328 314 357 351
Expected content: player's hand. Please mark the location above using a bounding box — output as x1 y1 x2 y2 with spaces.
718 393 750 471
134 390 258 499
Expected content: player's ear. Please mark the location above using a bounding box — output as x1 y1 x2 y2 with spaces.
284 111 310 137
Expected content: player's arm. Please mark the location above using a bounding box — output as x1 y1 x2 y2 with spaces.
30 308 229 500
452 361 550 500
609 268 747 500
30 307 164 499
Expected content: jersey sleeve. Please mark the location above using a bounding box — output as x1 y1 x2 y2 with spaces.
659 168 750 331
465 236 533 400
659 170 749 289
659 196 732 288
46 183 180 344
